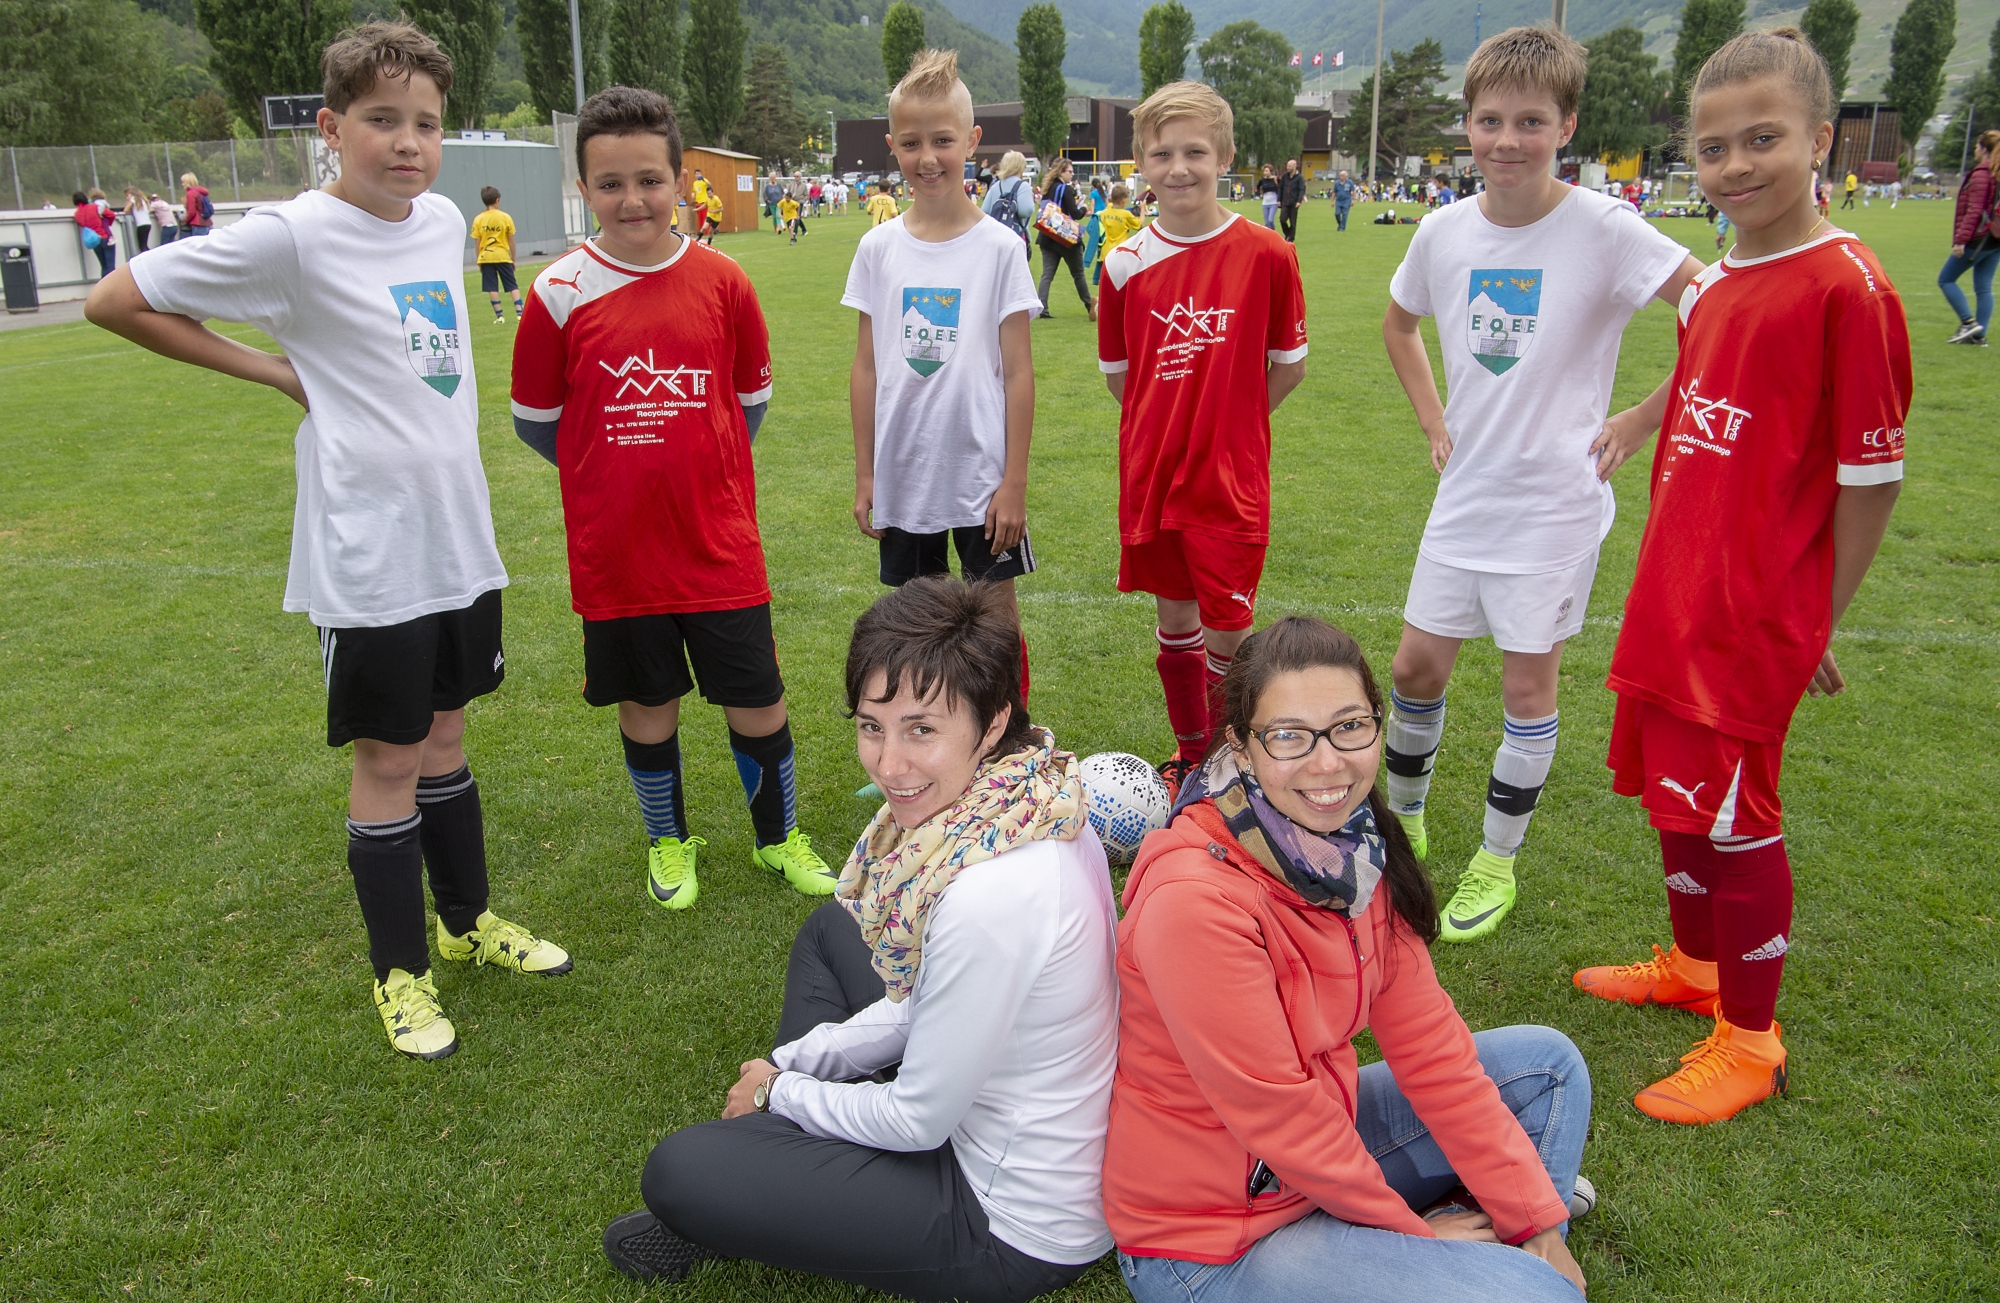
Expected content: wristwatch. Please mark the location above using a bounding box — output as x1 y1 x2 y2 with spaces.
752 1070 784 1112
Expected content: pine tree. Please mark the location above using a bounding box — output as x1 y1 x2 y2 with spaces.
1337 39 1454 177
881 2 925 90
610 0 683 102
403 0 504 129
1573 26 1670 162
737 43 811 166
192 0 354 134
1197 21 1302 169
1883 0 1957 145
683 0 747 147
1670 0 1745 121
1017 3 1068 162
1939 18 2000 167
1799 0 1860 104
518 0 609 118
1137 1 1195 99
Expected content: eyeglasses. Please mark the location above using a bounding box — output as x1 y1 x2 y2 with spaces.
1247 713 1382 761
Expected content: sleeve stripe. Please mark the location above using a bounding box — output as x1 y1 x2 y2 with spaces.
736 385 773 406
1837 460 1904 486
510 399 563 421
1267 344 1309 364
1099 358 1130 373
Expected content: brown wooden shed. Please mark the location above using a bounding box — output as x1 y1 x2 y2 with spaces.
681 146 763 234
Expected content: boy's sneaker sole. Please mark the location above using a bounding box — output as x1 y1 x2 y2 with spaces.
602 1210 711 1283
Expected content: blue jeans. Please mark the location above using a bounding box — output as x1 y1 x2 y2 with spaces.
1119 1025 1588 1303
1336 203 1351 231
1939 240 2000 330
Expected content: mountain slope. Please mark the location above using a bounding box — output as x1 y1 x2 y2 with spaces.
749 0 1018 117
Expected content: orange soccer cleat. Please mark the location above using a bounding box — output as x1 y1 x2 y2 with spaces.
1573 943 1720 1016
1634 1017 1788 1125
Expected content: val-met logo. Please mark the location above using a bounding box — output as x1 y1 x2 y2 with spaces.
1467 269 1541 376
391 281 464 398
902 287 960 377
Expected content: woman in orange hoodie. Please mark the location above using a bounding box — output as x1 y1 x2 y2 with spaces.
1105 617 1591 1302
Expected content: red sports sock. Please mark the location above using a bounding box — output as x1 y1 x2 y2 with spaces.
1711 835 1793 1032
1660 830 1719 962
1018 633 1031 707
1203 645 1235 754
1155 628 1208 761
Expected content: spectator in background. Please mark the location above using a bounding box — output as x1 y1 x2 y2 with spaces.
1257 163 1280 228
1332 168 1356 231
1277 157 1305 242
180 172 213 236
73 190 115 278
1033 157 1093 320
147 192 178 245
1941 130 2000 346
982 150 1035 258
123 187 154 251
764 175 784 230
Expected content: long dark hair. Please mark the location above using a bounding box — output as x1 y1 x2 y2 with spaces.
1213 616 1439 945
845 577 1036 763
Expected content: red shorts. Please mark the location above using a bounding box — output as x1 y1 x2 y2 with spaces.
1608 694 1785 838
1118 530 1267 631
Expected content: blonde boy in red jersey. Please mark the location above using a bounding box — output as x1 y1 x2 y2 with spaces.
1098 81 1308 784
511 87 836 913
1573 29 1909 1124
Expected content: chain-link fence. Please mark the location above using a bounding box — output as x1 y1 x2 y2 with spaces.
2 138 327 210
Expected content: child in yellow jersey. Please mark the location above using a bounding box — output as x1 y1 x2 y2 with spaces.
702 188 724 244
779 193 802 243
471 185 523 322
1093 183 1142 288
866 182 900 225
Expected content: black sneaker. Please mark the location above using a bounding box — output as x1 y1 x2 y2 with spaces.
1948 319 1982 344
602 1210 711 1283
1158 755 1196 801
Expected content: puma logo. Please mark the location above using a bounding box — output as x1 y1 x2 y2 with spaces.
1659 777 1705 810
545 270 584 293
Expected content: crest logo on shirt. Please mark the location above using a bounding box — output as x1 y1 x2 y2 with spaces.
1466 269 1541 376
902 287 960 377
390 281 464 398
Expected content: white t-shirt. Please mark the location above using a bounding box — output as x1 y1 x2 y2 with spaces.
132 189 507 627
1389 186 1689 572
769 831 1120 1265
841 213 1043 533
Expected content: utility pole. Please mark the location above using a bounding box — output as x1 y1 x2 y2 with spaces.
568 0 587 112
1475 1 1482 48
1366 0 1385 189
1551 0 1566 32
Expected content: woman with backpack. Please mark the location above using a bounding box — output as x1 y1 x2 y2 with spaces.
72 190 115 278
1942 131 2000 346
1033 157 1093 321
179 172 213 236
981 150 1035 261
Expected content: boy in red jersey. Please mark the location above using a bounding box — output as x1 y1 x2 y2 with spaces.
511 87 835 912
1098 81 1308 783
1573 29 1908 1124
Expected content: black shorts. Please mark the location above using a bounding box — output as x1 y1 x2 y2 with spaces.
581 604 784 709
318 589 505 747
480 262 518 293
878 526 1036 587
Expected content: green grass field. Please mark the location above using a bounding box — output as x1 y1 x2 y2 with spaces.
1 195 1995 1302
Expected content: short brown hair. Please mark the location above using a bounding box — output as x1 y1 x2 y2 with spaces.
1688 27 1835 133
321 22 453 115
1132 80 1233 157
480 185 501 205
1462 25 1586 119
575 85 683 181
889 48 973 127
845 577 1036 763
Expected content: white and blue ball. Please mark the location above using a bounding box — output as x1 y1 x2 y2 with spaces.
1079 752 1173 865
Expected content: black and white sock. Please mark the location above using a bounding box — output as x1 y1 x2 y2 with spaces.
415 765 489 938
347 812 428 981
1384 690 1446 816
730 722 797 849
1483 710 1558 858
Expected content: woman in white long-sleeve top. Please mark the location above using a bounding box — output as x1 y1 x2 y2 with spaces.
603 576 1120 1302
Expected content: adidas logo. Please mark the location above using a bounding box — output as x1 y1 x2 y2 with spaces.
1664 872 1709 895
1742 934 1789 961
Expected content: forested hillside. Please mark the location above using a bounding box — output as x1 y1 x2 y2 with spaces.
742 0 1016 117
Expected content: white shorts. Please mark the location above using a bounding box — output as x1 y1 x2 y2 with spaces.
1402 548 1600 654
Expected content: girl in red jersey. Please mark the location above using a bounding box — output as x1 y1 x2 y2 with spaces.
1571 28 1910 1124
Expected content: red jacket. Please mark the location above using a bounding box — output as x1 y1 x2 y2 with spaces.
184 184 211 228
1102 802 1570 1263
72 202 110 240
1953 165 1996 246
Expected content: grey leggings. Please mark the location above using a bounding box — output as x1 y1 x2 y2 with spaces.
1037 236 1092 313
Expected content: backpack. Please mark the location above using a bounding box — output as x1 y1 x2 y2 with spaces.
989 177 1029 241
198 191 214 221
80 226 103 249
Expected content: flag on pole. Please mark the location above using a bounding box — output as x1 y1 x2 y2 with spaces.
1311 51 1324 66
1333 50 1345 67
1289 51 1302 66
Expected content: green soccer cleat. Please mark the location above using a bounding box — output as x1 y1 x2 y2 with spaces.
373 967 458 1060
1396 809 1429 861
753 828 839 897
647 835 705 911
1438 848 1518 943
437 910 573 975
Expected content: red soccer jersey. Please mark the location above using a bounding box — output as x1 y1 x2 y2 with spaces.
511 238 774 619
1606 232 1910 744
1097 215 1308 545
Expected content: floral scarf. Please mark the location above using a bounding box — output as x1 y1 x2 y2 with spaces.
838 727 1085 1002
1199 747 1385 917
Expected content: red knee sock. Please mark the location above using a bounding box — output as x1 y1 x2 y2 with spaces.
1155 628 1208 761
1204 645 1235 754
1018 633 1031 707
1660 831 1719 962
1711 835 1793 1032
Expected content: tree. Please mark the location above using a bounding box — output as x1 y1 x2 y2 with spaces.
0 0 164 145
1138 1 1195 99
736 42 811 166
682 0 746 147
1940 17 2000 169
1799 0 1861 104
1337 39 1454 178
404 0 504 129
881 1 925 89
192 0 354 134
1573 25 1669 162
1883 0 1957 145
1197 21 1302 169
1670 0 1744 121
1017 3 1068 162
518 0 609 118
610 0 683 102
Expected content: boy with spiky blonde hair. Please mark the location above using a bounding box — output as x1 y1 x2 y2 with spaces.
1381 25 1704 941
846 48 1043 697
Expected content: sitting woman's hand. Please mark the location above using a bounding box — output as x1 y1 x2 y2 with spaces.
722 1058 780 1119
1422 1209 1498 1242
1522 1227 1587 1296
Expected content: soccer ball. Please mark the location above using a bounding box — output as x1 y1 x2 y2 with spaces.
1079 752 1173 865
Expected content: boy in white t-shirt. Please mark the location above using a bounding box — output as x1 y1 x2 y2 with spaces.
84 24 568 1061
1381 26 1705 942
846 48 1043 699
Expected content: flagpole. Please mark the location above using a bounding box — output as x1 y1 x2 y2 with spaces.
1367 0 1385 189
